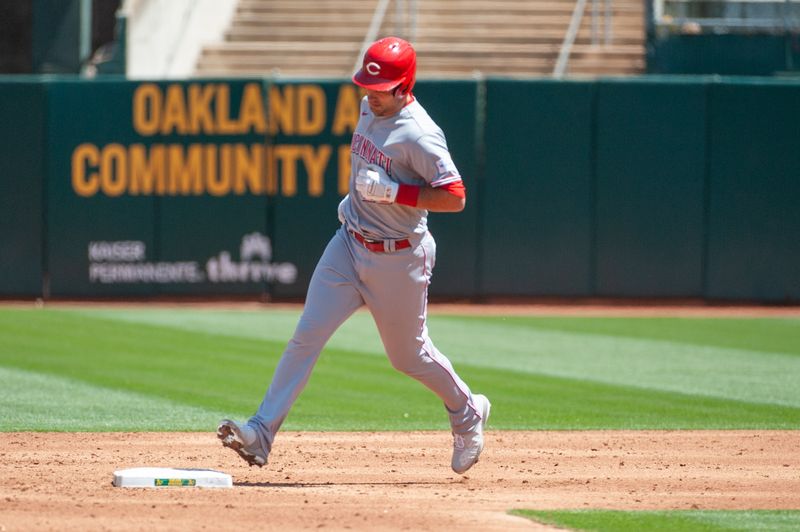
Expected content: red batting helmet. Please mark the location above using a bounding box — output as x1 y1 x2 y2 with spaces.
353 37 416 94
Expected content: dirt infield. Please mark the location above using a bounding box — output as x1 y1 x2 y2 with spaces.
1 431 798 531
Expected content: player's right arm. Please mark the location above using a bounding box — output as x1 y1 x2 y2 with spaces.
355 164 465 211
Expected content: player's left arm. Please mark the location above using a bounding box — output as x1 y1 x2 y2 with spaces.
406 131 466 213
414 181 465 212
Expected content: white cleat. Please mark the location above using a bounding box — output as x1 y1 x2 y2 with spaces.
451 394 491 474
216 419 267 468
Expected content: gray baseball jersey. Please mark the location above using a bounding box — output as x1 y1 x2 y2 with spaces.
341 97 462 239
247 96 482 459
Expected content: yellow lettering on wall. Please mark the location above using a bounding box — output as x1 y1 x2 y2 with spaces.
296 85 326 135
188 84 215 134
215 84 240 134
100 144 128 197
302 145 331 197
269 85 295 135
168 145 204 195
332 85 360 135
263 144 278 196
72 143 100 197
132 84 161 136
338 144 351 196
70 142 342 198
234 144 264 195
222 145 234 196
274 145 303 196
161 84 189 135
129 144 166 195
203 144 222 195
207 144 233 196
264 144 277 196
239 83 267 134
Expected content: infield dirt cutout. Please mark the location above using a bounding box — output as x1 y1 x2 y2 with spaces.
1 431 798 531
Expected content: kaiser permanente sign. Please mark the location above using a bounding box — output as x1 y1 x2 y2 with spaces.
71 82 363 198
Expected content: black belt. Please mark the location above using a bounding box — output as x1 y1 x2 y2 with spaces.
350 230 411 253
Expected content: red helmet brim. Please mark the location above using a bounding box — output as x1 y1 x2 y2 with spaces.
352 69 402 92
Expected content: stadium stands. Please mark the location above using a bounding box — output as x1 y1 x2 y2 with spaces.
195 0 644 78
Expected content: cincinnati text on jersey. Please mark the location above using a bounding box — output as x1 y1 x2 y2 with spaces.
350 133 393 176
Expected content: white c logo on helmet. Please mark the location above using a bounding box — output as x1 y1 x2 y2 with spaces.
366 62 381 75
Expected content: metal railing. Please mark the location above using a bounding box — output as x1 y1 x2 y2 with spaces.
354 0 419 75
554 0 614 77
395 0 419 43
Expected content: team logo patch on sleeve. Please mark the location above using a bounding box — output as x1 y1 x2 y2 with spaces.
435 156 458 178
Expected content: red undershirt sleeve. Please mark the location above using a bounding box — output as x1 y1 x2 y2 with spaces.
396 180 466 207
435 180 466 199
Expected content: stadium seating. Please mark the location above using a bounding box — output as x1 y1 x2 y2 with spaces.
195 0 644 78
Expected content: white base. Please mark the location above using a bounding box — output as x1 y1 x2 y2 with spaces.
113 467 232 488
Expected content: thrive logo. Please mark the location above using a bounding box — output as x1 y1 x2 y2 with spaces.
240 232 272 262
207 232 297 284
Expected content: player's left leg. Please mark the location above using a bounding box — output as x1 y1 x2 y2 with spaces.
361 232 489 472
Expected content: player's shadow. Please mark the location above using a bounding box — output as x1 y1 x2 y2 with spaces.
235 480 453 488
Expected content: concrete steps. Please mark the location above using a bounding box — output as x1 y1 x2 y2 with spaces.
194 0 645 78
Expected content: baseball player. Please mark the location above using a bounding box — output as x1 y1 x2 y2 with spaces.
217 37 490 475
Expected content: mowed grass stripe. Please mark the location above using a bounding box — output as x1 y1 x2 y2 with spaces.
456 315 800 356
2 309 799 431
62 309 800 407
0 310 285 413
512 509 800 531
66 309 800 359
428 318 800 408
2 352 798 431
0 366 226 431
73 307 306 346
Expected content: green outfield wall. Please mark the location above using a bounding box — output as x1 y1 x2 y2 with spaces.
593 79 706 297
0 80 46 296
706 80 800 301
482 80 594 296
1 76 798 302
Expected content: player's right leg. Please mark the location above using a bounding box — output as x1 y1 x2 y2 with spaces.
218 228 364 466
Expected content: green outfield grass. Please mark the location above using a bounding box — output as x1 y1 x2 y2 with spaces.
512 509 800 531
3 307 797 530
0 307 798 432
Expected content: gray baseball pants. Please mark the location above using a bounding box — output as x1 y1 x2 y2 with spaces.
248 226 480 456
